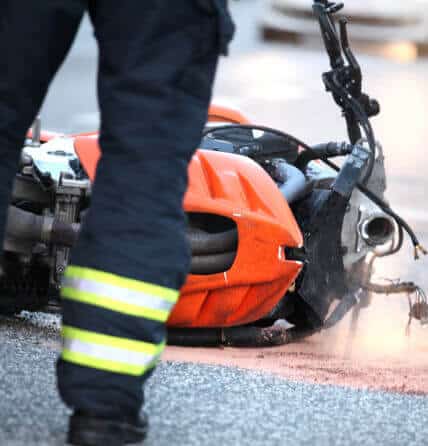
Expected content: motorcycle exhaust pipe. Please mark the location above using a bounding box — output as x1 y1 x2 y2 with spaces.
359 214 395 246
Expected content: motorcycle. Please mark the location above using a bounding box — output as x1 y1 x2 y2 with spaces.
1 0 427 346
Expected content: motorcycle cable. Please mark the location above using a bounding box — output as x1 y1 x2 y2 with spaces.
323 71 377 185
201 124 426 259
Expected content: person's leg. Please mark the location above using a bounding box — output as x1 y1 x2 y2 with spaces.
58 0 234 424
0 1 86 243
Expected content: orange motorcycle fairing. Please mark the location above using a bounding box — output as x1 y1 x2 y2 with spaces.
72 103 303 328
74 135 101 182
207 104 250 124
168 149 304 328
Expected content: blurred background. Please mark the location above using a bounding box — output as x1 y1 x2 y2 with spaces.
40 0 428 349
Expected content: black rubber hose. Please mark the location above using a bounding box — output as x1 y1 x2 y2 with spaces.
187 228 238 255
222 325 290 347
167 325 319 347
295 141 353 170
167 328 223 347
274 162 310 204
190 251 236 275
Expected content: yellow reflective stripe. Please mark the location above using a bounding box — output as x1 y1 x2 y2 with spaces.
61 326 165 376
61 287 170 322
65 265 178 303
62 325 164 355
62 349 158 376
63 276 175 312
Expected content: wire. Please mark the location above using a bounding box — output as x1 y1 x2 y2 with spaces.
365 281 419 295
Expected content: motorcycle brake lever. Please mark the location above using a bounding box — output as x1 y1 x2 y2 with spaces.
312 1 344 69
339 18 362 95
338 18 381 118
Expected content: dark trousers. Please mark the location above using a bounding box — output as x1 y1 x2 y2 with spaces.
0 0 233 417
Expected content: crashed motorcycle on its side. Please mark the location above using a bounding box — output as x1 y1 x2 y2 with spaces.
1 0 427 346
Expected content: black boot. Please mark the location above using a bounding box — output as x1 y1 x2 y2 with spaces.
67 411 148 446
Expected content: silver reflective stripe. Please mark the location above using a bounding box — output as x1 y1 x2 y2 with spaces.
63 337 158 367
63 276 174 312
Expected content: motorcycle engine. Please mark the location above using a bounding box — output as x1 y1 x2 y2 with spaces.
2 137 90 312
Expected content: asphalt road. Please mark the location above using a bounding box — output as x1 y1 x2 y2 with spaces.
1 1 428 445
2 315 428 446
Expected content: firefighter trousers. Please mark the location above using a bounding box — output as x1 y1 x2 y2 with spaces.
0 0 234 418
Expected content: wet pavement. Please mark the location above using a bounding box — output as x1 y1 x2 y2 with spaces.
1 1 428 444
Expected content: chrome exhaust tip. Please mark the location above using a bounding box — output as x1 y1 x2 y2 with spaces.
360 215 395 246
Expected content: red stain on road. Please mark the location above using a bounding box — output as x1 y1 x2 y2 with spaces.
163 301 428 395
163 334 428 395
